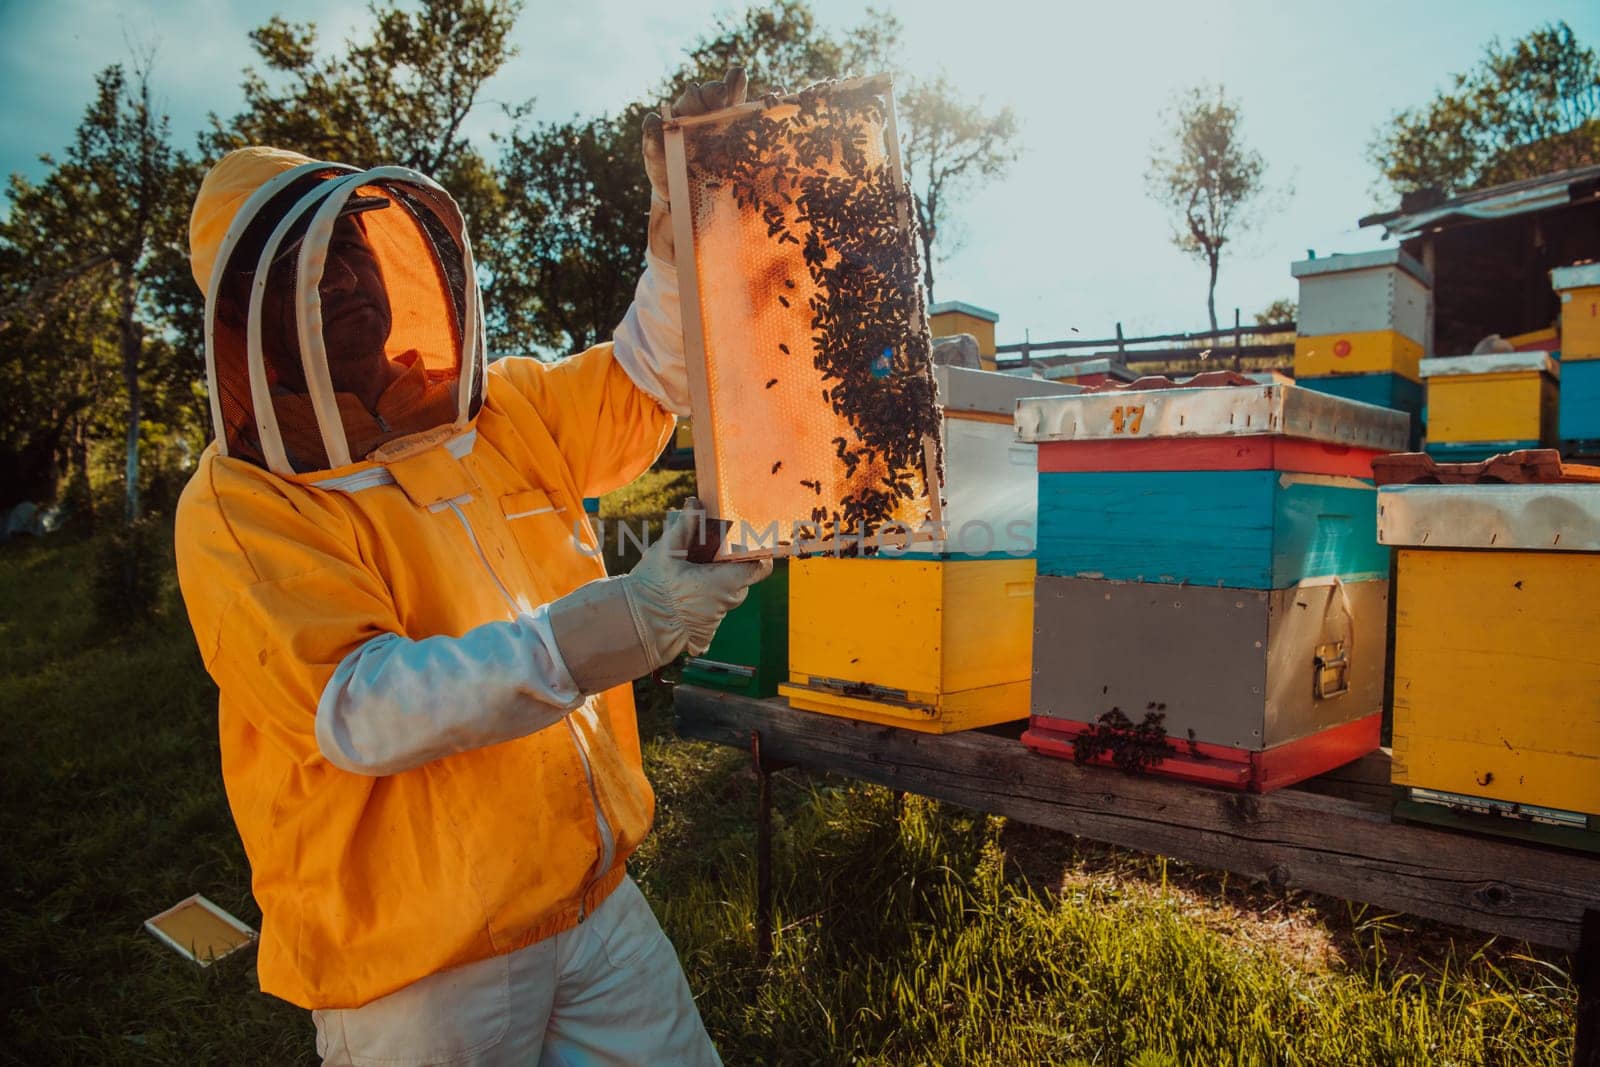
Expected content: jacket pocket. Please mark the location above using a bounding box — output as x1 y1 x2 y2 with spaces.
500 488 601 574
500 488 560 523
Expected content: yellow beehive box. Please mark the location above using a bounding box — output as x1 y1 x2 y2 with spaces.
929 300 998 367
780 556 1034 733
1293 329 1423 381
1379 476 1600 848
1552 263 1600 361
1419 352 1558 448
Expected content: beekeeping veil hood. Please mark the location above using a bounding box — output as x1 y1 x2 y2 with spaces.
190 147 484 474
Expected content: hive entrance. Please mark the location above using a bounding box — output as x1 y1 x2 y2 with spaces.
664 75 943 559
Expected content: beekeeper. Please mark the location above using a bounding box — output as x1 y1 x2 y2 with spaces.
175 71 763 1065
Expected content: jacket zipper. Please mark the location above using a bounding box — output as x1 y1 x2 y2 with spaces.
444 498 618 922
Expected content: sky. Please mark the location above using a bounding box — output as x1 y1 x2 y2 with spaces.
2 0 1597 347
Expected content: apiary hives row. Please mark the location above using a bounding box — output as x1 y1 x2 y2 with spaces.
1290 251 1600 461
690 372 1600 848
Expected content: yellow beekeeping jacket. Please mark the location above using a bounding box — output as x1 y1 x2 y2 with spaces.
175 347 673 1008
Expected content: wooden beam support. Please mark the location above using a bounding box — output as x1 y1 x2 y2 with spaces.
675 686 1600 950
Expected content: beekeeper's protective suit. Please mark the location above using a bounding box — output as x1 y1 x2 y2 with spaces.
175 73 762 1066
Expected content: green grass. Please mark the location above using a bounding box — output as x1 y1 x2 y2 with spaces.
0 529 311 1063
0 513 1577 1065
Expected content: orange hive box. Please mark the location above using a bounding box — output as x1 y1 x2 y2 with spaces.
662 75 943 559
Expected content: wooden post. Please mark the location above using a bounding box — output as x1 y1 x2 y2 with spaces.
1233 307 1243 371
1115 322 1126 359
748 730 792 967
1577 908 1600 1065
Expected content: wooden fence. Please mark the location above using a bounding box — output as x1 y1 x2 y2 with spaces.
994 310 1296 377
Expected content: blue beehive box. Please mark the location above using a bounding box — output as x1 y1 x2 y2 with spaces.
1561 359 1600 456
1018 383 1406 588
1035 468 1390 587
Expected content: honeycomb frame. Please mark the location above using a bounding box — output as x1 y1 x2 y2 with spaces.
663 74 943 560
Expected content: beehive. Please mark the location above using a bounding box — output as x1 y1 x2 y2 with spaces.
1553 264 1600 453
1292 249 1431 444
662 76 942 559
1377 451 1600 850
928 301 998 364
671 418 694 460
1016 379 1408 790
682 560 789 697
780 556 1036 732
1292 249 1430 371
777 369 1074 729
1552 262 1600 362
1419 351 1559 462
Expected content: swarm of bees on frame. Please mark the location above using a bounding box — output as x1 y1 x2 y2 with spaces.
686 80 944 552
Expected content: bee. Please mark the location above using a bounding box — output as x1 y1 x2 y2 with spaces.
778 295 790 308
772 461 783 474
778 343 789 355
765 377 779 389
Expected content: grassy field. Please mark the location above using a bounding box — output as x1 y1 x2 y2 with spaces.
0 475 1577 1064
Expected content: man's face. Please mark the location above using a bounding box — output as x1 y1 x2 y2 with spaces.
259 213 394 392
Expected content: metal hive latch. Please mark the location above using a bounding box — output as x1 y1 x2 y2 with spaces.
1313 641 1350 699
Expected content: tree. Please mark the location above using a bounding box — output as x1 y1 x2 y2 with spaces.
677 0 888 97
897 76 1020 301
1147 84 1267 335
1254 298 1296 327
488 110 651 354
754 5 1023 302
1371 22 1600 198
488 0 892 356
490 0 1020 352
0 60 189 521
207 0 520 236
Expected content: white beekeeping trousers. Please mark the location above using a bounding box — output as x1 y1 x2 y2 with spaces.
312 877 721 1066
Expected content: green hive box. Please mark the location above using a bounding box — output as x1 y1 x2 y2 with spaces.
682 560 789 696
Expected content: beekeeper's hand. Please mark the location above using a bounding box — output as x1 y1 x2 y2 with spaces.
641 68 749 263
548 497 771 694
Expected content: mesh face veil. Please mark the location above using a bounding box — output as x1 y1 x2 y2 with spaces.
203 163 485 474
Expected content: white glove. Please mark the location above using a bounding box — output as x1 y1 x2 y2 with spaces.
549 498 772 694
640 68 749 264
